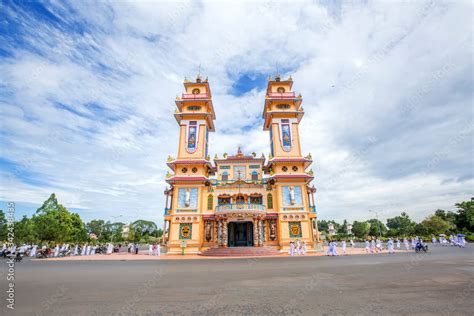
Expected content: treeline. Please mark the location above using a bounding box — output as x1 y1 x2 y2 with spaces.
0 194 162 244
318 198 474 240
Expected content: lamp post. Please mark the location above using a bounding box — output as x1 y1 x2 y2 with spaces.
369 210 382 239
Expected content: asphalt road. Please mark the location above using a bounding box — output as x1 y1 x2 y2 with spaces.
1 245 473 315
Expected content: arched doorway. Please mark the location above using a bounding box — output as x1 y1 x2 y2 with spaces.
228 222 253 247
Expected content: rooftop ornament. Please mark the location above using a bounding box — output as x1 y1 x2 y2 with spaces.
167 155 174 162
184 76 189 83
306 153 312 160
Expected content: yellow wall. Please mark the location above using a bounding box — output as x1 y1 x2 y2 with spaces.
271 123 302 157
177 124 207 159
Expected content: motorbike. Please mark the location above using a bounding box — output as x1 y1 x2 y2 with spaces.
415 243 428 253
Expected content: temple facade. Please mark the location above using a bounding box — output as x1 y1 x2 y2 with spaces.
163 74 320 254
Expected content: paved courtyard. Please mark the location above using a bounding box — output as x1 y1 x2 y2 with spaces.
1 246 473 315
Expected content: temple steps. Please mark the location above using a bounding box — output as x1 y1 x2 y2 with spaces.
199 246 281 257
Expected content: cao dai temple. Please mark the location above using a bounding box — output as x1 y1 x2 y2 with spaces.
163 74 320 255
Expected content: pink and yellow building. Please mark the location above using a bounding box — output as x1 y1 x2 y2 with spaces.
163 74 320 254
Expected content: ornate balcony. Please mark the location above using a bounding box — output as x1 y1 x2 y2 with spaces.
182 93 209 100
215 203 265 216
268 92 295 99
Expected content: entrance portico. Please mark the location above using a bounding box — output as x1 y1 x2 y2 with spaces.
228 221 253 247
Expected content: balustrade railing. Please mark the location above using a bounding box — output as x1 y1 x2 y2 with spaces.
182 93 209 100
268 92 295 99
215 203 265 213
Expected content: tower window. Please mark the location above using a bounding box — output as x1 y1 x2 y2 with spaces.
188 106 201 111
276 104 290 109
192 167 198 173
282 166 288 172
292 166 298 172
277 87 285 93
181 167 188 173
222 172 229 181
192 88 200 94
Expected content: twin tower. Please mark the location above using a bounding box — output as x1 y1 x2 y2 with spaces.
163 74 319 255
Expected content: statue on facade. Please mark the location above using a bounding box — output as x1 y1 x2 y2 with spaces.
289 186 295 205
205 221 212 242
269 220 276 240
185 188 191 207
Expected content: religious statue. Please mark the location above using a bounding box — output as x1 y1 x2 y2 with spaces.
269 220 276 241
289 186 295 205
185 189 191 207
205 221 212 242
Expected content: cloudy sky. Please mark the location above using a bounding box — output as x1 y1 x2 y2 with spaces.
0 0 472 225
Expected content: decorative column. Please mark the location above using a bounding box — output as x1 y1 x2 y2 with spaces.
253 218 258 246
258 220 263 246
222 220 228 247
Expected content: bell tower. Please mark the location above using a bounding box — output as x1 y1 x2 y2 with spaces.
174 75 215 160
263 74 304 158
263 74 317 250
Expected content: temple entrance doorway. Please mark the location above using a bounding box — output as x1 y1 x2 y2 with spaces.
228 222 253 247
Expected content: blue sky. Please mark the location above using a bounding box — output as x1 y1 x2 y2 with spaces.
0 0 472 225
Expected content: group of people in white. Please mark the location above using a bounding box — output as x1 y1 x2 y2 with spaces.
432 234 466 247
0 242 163 258
288 240 308 256
327 239 356 256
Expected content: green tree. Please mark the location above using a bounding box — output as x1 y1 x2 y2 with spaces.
339 219 348 234
434 209 457 232
386 212 416 236
86 220 106 239
420 215 451 235
454 198 474 232
0 210 6 241
367 218 387 237
32 193 87 243
351 221 369 239
14 215 37 243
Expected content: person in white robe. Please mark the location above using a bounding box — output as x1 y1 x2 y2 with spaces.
341 240 346 254
295 240 301 255
326 241 333 256
376 239 383 252
81 244 87 256
387 238 395 254
106 243 113 255
396 239 401 250
30 245 37 257
54 245 60 257
370 239 376 253
86 245 91 256
350 239 355 249
365 240 370 253
73 245 79 256
301 242 307 255
156 244 161 256
149 244 154 256
332 242 339 256
289 242 295 256
403 238 409 250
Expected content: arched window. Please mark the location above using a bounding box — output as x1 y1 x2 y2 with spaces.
251 171 258 181
192 88 200 94
222 172 228 182
277 87 285 93
267 194 273 209
207 194 213 210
